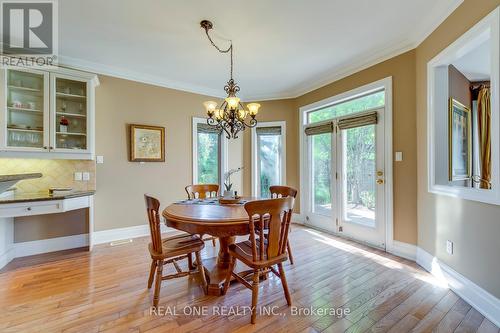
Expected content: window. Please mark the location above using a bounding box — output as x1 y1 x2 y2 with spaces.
428 8 500 204
252 122 286 197
308 90 385 124
192 118 226 185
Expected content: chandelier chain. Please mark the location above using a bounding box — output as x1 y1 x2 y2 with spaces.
203 28 233 80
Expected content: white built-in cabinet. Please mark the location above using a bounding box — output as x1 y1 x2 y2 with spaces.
0 67 99 160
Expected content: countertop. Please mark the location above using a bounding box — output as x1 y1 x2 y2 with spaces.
0 190 95 204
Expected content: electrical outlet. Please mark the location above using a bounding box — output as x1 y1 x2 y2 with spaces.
74 172 82 181
82 172 90 181
446 240 453 255
96 155 104 164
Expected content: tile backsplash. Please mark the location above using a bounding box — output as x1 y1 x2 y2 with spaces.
0 159 96 192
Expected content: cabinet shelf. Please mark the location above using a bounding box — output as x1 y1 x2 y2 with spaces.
7 127 43 133
56 132 87 136
56 112 86 118
8 85 42 92
8 106 43 114
56 92 86 100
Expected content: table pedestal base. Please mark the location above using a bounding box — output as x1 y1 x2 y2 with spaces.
201 257 250 296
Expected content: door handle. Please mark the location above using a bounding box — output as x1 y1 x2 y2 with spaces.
376 179 384 185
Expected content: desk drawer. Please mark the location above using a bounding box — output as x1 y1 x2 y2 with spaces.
0 200 63 218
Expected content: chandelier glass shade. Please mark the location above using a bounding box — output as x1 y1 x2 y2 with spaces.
200 20 260 139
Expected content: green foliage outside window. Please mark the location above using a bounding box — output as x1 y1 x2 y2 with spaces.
197 132 219 184
310 91 384 210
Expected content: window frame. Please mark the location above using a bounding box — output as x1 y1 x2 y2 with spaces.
427 8 500 205
251 121 287 197
192 117 228 187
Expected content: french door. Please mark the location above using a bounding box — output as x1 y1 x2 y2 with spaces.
304 108 386 249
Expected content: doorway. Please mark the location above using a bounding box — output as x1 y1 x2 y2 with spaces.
300 79 392 249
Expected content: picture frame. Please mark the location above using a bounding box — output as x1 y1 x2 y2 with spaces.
129 124 165 162
448 98 471 181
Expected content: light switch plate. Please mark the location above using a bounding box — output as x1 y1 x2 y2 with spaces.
446 240 453 255
74 172 82 181
82 172 90 181
96 155 104 164
395 151 403 162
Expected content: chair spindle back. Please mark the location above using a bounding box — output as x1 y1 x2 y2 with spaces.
269 185 298 199
144 194 163 255
244 197 294 261
185 184 219 199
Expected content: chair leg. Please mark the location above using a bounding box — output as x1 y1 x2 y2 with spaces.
223 257 237 295
277 263 291 306
148 260 157 289
251 269 260 324
153 260 164 308
287 241 294 265
187 253 194 270
212 237 216 247
195 251 207 292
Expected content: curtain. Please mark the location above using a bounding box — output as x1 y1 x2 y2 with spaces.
477 86 491 189
304 122 334 136
337 110 378 130
256 126 282 135
197 123 220 134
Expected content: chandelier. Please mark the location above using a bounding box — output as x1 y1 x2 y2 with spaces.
200 20 260 139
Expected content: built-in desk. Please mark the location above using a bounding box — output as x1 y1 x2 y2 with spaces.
0 191 94 269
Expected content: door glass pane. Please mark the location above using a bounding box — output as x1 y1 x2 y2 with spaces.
197 125 220 184
258 134 281 198
6 70 44 148
55 78 87 150
344 125 376 227
308 90 384 124
312 133 332 216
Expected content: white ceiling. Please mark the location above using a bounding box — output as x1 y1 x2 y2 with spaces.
59 0 463 100
453 39 491 82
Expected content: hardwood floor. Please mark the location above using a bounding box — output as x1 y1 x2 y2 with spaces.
0 225 498 333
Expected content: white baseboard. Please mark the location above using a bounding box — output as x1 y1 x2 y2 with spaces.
15 234 89 258
92 224 175 245
0 247 15 269
416 247 500 328
387 240 417 261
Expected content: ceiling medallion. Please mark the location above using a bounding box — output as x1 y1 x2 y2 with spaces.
201 20 260 139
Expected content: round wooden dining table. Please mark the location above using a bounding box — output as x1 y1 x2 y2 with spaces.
162 199 255 296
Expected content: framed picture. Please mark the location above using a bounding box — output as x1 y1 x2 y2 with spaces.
448 98 471 181
129 124 165 162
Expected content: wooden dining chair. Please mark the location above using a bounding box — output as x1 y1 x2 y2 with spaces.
223 197 294 324
144 195 207 308
269 185 298 265
185 184 219 247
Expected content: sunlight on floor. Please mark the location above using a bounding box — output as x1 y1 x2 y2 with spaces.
304 228 448 288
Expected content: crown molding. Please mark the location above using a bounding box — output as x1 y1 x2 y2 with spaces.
58 55 226 99
59 0 463 102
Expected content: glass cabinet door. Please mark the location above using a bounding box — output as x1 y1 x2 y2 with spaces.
51 75 89 152
5 69 49 150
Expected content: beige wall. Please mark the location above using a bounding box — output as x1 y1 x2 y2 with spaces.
416 0 500 298
295 50 418 245
94 75 244 231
